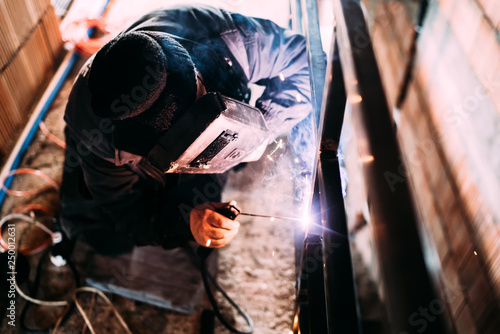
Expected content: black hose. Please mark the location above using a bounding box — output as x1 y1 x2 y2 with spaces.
197 247 254 334
19 244 80 333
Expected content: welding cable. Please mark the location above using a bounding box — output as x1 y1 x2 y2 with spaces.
14 261 68 307
11 242 69 309
12 204 55 216
18 238 80 332
80 291 97 334
1 168 60 197
19 245 57 333
11 205 56 255
11 205 55 255
198 248 254 334
2 213 67 307
39 122 66 149
0 213 60 255
52 287 133 334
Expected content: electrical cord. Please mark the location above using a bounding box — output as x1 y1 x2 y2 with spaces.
197 247 254 334
1 168 60 197
19 242 81 333
0 212 60 255
7 218 131 333
3 212 130 332
39 122 66 150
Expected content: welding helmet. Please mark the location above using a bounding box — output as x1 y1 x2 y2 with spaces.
148 91 270 174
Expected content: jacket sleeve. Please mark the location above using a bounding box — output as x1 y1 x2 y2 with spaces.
76 150 194 249
231 13 312 139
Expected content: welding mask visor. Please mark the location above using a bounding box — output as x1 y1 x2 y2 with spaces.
148 92 269 174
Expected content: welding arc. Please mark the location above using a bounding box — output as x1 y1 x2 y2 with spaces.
238 212 303 222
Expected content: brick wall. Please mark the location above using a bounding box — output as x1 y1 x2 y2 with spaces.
348 0 500 333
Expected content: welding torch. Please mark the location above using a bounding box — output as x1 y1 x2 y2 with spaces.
196 203 302 258
218 203 304 222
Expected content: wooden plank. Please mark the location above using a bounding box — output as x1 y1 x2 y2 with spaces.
41 6 63 60
0 74 22 155
0 0 20 69
3 0 37 43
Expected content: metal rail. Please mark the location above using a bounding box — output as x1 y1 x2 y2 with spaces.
292 0 449 333
291 0 361 333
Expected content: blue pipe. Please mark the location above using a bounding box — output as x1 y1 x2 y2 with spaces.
0 0 111 207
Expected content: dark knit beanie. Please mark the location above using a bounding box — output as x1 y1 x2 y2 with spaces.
87 31 198 133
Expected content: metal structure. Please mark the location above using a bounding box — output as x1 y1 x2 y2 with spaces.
291 0 448 333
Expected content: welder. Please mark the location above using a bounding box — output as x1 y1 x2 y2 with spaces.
59 4 312 255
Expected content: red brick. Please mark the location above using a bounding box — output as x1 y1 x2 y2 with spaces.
437 0 459 18
470 18 500 85
424 149 444 186
448 0 483 56
431 215 451 262
445 206 472 268
455 305 478 334
431 174 456 224
372 2 392 32
461 185 482 228
398 119 419 169
459 252 499 332
401 83 421 131
371 26 400 109
474 214 500 300
385 36 406 93
441 256 466 316
477 0 500 29
480 49 500 118
392 5 414 55
385 1 413 55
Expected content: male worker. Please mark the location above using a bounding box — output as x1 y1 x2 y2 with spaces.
59 5 312 255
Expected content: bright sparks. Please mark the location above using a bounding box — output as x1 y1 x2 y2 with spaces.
206 239 211 247
296 94 302 102
474 251 478 256
301 215 311 229
350 94 362 104
279 72 286 81
270 217 275 222
268 139 284 158
360 155 374 163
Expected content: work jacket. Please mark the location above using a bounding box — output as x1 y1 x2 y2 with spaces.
60 5 312 252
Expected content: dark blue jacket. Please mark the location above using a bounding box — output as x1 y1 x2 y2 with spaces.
60 5 311 252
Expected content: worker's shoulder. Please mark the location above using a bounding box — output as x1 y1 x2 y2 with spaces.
126 4 236 36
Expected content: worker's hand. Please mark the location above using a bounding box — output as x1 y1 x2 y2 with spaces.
190 201 240 248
